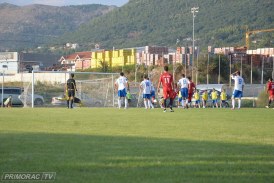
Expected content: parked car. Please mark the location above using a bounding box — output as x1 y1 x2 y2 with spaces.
51 93 102 107
18 93 44 106
0 87 44 106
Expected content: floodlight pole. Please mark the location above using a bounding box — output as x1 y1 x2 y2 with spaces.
196 50 199 85
261 56 264 84
207 53 209 85
251 56 253 85
218 54 221 84
229 54 232 87
191 7 199 81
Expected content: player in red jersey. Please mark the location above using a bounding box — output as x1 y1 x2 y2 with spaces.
187 76 196 108
266 77 274 108
157 66 175 112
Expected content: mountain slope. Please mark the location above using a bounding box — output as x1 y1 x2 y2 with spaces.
58 0 274 50
0 3 116 50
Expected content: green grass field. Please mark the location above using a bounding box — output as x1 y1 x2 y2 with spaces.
0 108 274 183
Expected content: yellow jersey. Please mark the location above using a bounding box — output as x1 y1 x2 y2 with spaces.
211 91 218 100
202 92 208 100
194 92 200 100
220 92 227 100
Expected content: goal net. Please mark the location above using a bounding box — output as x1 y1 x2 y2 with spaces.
25 71 119 108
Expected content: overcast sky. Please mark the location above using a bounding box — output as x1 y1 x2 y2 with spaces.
0 0 129 7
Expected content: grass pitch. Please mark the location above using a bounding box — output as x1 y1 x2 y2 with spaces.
0 108 274 183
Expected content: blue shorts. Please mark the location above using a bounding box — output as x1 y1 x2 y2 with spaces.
151 91 155 98
232 90 243 98
178 97 183 102
143 94 151 99
118 89 127 97
212 99 218 104
180 88 188 99
195 100 200 104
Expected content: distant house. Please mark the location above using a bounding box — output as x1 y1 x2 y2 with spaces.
59 52 91 71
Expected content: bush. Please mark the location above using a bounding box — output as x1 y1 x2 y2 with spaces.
241 99 256 108
256 91 268 108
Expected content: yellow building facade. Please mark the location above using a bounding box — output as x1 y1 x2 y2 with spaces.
90 49 136 69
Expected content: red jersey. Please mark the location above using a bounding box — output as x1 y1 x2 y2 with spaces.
267 81 274 95
159 72 173 90
188 81 196 93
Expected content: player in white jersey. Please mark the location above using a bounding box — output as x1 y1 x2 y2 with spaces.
231 71 245 109
140 75 154 109
114 72 130 109
177 74 190 108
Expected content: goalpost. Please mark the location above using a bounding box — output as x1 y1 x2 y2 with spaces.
28 71 120 108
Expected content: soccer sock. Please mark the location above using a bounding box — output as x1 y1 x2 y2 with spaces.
169 99 173 109
238 99 241 108
164 99 167 109
268 100 271 106
232 99 235 108
125 98 128 108
144 100 148 109
148 100 154 108
181 100 185 107
118 98 121 108
71 99 74 108
69 100 71 108
67 100 69 108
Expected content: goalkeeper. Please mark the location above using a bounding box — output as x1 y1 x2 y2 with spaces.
66 73 77 109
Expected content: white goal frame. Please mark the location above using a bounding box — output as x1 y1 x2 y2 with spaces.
31 71 119 108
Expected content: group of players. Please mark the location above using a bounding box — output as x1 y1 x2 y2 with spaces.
151 66 245 111
65 66 274 110
114 65 274 111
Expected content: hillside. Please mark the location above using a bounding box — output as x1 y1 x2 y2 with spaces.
0 3 116 50
58 0 274 50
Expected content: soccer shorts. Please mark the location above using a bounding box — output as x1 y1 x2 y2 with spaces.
142 94 151 99
268 92 274 100
212 99 218 104
163 88 174 99
232 90 243 98
195 100 200 104
67 89 75 98
170 90 177 99
180 88 188 99
151 91 155 98
118 88 127 97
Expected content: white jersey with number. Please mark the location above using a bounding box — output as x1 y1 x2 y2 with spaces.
178 77 190 88
115 76 128 90
231 75 245 91
140 79 152 94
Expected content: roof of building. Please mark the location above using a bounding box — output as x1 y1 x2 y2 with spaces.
60 52 91 61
